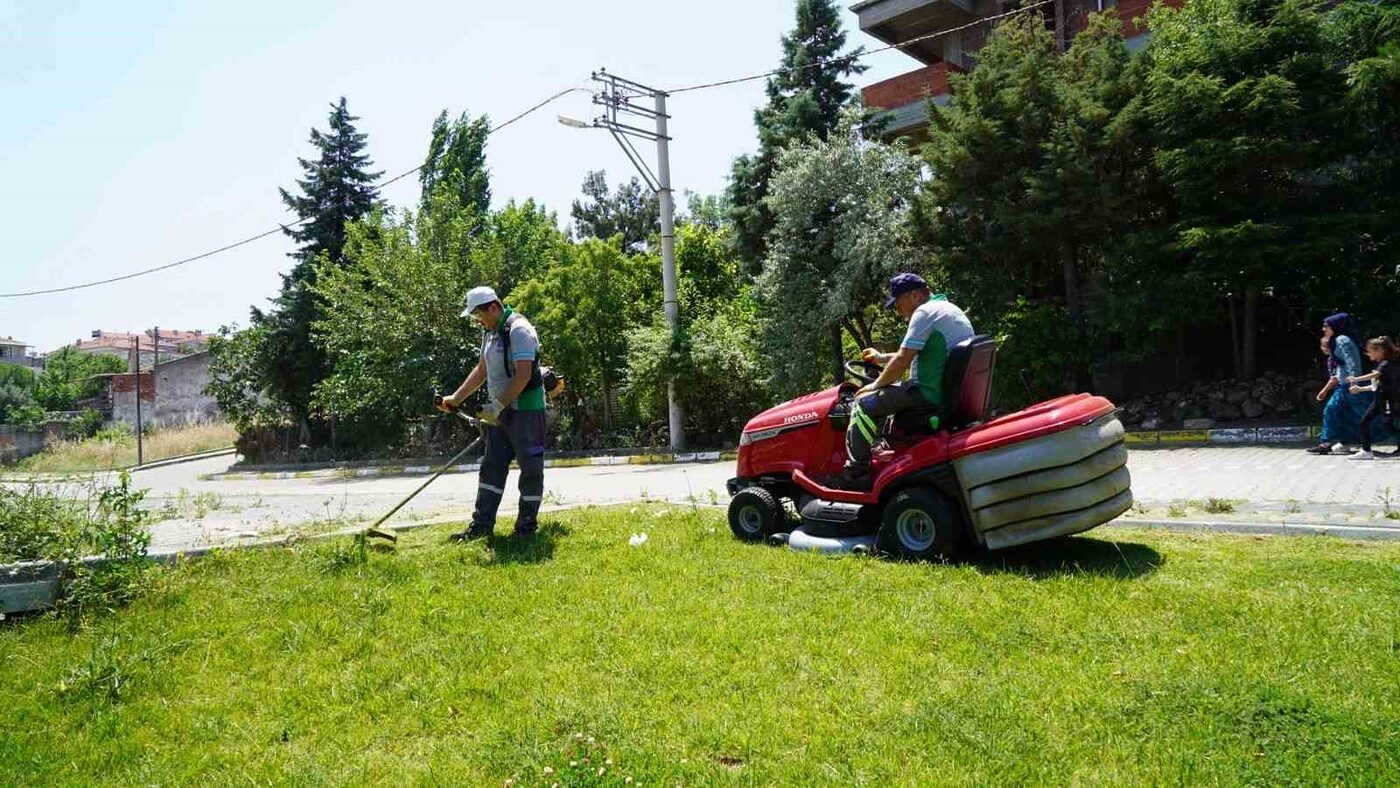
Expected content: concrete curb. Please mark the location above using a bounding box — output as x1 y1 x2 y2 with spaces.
210 450 739 481
0 448 238 484
1112 516 1400 541
129 447 237 472
1125 425 1317 446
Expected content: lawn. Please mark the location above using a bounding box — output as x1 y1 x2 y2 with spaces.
15 422 236 474
3 506 1398 784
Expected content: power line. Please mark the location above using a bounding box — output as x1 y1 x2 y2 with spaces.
667 0 1056 94
5 0 1060 300
1 85 592 299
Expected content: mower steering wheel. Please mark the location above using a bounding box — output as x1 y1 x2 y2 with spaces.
843 359 883 386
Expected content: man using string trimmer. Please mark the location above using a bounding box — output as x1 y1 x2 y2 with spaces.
438 286 550 540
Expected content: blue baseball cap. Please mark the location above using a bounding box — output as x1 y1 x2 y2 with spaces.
884 273 928 308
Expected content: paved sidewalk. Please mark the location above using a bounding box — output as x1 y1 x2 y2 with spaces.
1124 445 1400 525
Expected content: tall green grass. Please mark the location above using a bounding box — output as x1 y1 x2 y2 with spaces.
3 507 1397 784
15 422 235 473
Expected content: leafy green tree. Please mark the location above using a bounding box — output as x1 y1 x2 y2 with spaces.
758 109 924 397
728 0 866 274
626 217 772 443
915 11 1150 392
681 192 728 231
627 293 770 447
570 171 658 252
420 109 490 216
512 238 660 432
478 198 568 297
310 194 506 449
0 364 37 425
32 348 126 411
206 323 292 432
0 363 35 391
256 97 382 432
1143 0 1350 378
675 221 741 311
1314 1 1400 334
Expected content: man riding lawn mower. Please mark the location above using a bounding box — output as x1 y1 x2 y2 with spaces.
727 273 1132 560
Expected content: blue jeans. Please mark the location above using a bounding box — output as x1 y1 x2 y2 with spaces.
470 408 547 533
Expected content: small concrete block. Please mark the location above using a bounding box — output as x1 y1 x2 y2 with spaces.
1257 426 1311 443
1208 428 1256 444
1160 429 1210 443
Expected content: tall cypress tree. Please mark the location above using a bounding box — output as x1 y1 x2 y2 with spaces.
420 109 491 217
256 97 381 432
727 0 865 274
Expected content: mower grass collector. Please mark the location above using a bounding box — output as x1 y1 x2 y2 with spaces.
726 335 1132 560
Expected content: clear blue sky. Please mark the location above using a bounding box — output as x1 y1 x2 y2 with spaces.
1 0 913 353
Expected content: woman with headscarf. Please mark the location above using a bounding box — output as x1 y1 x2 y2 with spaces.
1308 312 1377 454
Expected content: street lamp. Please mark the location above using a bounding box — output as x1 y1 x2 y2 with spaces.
558 69 685 452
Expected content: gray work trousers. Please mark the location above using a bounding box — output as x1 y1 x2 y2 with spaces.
845 382 932 470
470 408 547 533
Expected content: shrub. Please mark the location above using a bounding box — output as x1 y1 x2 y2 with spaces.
63 409 105 441
0 472 152 622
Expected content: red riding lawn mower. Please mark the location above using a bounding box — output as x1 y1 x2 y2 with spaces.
725 335 1132 559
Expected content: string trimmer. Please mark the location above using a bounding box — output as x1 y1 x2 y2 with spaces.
364 396 487 543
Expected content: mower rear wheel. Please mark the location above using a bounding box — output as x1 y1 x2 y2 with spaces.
878 487 963 560
728 487 783 542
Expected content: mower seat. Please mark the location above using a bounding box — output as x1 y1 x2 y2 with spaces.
889 334 998 437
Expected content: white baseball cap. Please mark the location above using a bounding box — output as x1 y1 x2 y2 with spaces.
461 286 500 317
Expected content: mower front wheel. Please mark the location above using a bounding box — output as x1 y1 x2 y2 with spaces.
728 487 783 543
878 487 963 560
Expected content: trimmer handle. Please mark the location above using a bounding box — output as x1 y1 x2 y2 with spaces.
434 393 460 413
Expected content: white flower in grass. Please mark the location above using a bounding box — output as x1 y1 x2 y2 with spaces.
629 532 649 547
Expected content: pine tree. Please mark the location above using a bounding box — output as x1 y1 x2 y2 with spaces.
257 97 381 432
570 170 659 252
727 0 865 274
279 97 382 274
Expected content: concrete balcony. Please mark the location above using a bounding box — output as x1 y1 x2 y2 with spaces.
852 0 979 64
862 62 963 138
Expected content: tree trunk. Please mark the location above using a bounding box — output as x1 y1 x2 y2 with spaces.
842 318 872 351
601 373 612 433
1060 241 1092 392
1054 0 1067 52
830 324 845 387
1227 292 1242 379
1242 285 1259 380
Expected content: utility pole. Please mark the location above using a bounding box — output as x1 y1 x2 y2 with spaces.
131 335 144 466
559 69 685 452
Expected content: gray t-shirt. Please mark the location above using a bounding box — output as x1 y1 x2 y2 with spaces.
901 295 974 404
481 312 540 405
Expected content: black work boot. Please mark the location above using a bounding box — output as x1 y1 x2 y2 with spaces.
511 521 538 540
449 524 492 542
